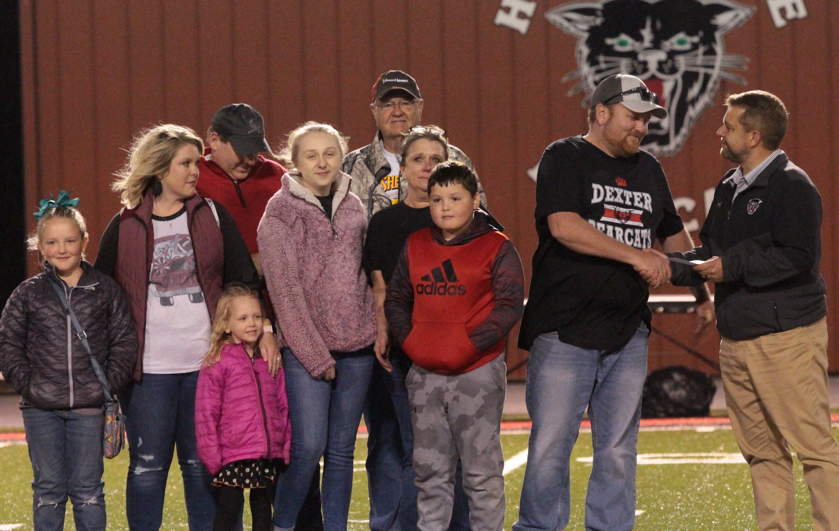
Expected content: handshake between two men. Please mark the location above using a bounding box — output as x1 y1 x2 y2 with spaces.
639 249 724 288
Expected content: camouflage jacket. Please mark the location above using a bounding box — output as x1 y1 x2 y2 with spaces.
341 132 487 220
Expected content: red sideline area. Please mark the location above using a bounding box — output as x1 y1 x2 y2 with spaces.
3 414 839 441
360 412 839 435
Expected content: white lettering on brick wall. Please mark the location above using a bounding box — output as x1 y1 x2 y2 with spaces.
494 0 537 34
766 0 808 28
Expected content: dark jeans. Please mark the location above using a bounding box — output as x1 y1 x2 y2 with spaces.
121 372 216 531
23 408 106 531
364 362 406 531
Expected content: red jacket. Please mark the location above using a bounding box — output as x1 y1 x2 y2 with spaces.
195 343 291 475
197 150 286 254
385 214 525 375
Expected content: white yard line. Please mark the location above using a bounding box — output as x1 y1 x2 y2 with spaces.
577 452 746 465
501 450 745 476
503 449 530 476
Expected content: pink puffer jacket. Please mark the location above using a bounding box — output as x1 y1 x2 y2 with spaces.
195 342 291 475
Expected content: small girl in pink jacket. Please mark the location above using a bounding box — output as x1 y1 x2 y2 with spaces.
195 284 291 531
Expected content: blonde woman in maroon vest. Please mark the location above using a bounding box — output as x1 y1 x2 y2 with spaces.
257 122 379 531
95 124 276 531
384 162 525 531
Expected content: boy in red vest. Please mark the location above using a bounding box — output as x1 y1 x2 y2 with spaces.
384 161 525 531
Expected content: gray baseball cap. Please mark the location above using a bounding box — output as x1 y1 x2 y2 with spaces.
590 74 667 119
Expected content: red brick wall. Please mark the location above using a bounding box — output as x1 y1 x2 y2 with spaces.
20 0 839 376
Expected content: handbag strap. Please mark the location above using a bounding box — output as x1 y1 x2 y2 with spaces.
47 277 114 402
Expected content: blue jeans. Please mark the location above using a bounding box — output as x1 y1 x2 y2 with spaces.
364 361 406 531
513 326 648 531
23 408 106 531
121 372 216 531
273 349 374 531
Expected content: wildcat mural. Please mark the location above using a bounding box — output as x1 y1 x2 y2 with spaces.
547 0 755 157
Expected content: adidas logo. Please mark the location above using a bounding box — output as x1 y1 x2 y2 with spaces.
416 259 467 296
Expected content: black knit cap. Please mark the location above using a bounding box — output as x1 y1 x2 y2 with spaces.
210 103 271 156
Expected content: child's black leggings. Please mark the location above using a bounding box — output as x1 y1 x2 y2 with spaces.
213 485 273 531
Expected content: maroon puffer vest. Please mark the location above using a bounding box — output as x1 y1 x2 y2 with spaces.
116 189 224 380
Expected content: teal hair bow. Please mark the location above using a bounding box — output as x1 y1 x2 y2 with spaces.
33 190 80 220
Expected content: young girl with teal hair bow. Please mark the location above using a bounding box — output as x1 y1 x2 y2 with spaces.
0 191 137 531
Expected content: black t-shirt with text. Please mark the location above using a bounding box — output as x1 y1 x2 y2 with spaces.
519 135 683 352
365 201 433 283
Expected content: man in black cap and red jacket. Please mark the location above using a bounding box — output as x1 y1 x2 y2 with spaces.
197 103 285 280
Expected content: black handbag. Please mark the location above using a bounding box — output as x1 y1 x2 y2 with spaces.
48 278 126 458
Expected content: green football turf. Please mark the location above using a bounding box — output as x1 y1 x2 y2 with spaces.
1 427 830 530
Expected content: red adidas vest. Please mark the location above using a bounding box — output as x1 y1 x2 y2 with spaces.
402 228 508 375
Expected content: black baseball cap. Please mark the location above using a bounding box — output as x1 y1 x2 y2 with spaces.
371 70 422 102
210 104 272 156
590 74 667 119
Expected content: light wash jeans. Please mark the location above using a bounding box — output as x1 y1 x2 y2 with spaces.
23 407 106 531
513 326 648 531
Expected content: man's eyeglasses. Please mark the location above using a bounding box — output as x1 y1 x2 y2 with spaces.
603 86 659 106
406 125 446 137
376 100 416 112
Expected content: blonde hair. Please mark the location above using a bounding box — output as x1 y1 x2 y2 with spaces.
204 283 263 367
112 124 204 209
277 121 349 172
27 204 88 256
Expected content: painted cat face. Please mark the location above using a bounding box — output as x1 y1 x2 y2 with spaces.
547 0 754 157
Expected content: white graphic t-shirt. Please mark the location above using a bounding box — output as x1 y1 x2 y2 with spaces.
380 140 402 205
143 209 212 373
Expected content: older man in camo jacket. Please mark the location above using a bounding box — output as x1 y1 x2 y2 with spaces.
342 70 485 220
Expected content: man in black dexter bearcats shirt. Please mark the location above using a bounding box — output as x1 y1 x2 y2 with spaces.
513 74 713 531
